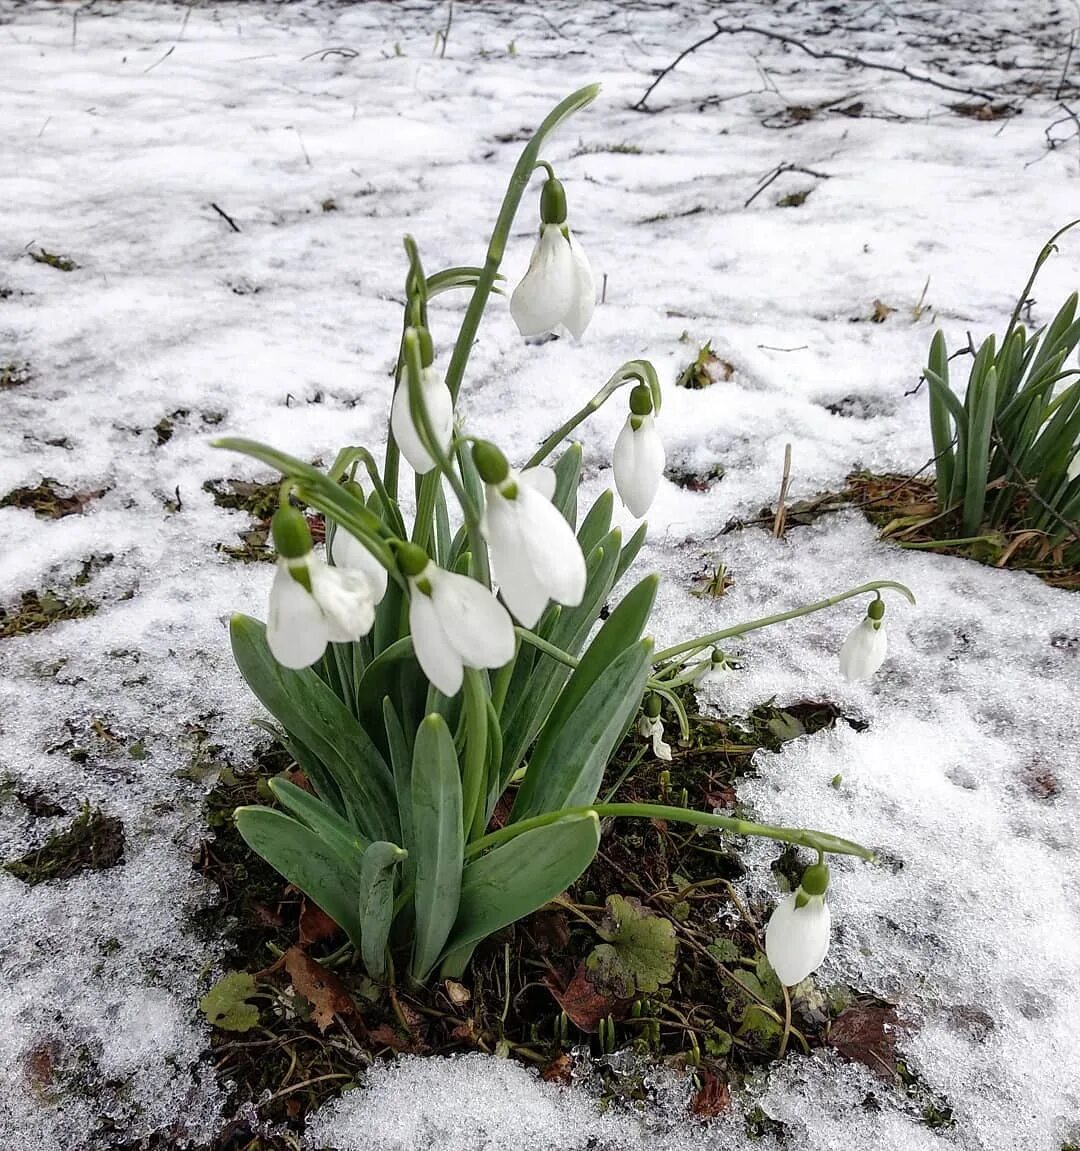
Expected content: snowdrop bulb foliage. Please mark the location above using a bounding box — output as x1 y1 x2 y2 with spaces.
266 507 376 669
400 546 515 697
390 354 454 475
473 442 587 628
838 598 887 683
765 864 831 987
613 384 665 518
510 177 595 341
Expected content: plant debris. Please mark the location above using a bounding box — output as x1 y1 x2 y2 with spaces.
676 340 734 390
0 477 107 519
0 588 98 640
205 478 323 563
4 805 125 885
29 247 79 272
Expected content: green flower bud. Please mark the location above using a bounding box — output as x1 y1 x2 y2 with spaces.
644 692 662 719
271 505 313 560
539 177 567 226
395 541 430 579
799 861 830 898
629 382 654 417
867 598 885 622
472 440 511 486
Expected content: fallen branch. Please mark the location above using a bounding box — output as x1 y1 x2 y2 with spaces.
744 162 831 208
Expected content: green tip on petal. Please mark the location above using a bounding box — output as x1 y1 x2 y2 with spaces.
271 505 312 559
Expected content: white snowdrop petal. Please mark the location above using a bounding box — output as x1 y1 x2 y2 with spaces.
563 231 596 341
765 894 832 987
330 529 388 603
519 465 557 502
485 497 551 627
517 486 587 607
613 415 665 518
432 571 516 670
266 563 330 669
510 224 576 338
838 617 888 682
309 563 376 642
409 589 464 696
390 369 454 476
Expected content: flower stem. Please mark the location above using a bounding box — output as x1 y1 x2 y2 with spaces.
464 803 873 861
651 579 916 667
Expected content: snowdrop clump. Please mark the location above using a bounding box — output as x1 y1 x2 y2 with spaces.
218 86 913 993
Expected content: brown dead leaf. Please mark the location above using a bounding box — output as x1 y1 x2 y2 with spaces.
529 910 571 955
540 1051 574 1084
283 946 354 1032
443 980 471 1008
369 1022 417 1053
286 769 314 793
299 898 340 946
870 299 896 323
690 1070 732 1117
826 1003 907 1078
544 963 626 1034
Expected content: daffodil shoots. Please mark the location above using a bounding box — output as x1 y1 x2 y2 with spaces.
216 86 914 989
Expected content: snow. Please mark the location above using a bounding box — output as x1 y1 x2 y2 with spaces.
2 0 1079 1147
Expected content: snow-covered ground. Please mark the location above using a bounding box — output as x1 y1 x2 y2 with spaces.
2 1 1079 1147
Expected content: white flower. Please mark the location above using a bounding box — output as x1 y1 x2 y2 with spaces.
409 562 516 696
390 366 454 475
765 891 831 987
636 714 672 762
267 556 376 669
510 223 595 341
613 412 665 518
838 616 887 682
482 465 587 628
330 527 388 604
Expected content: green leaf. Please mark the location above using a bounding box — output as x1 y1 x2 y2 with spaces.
358 841 407 979
576 489 614 557
445 812 600 958
510 637 652 821
354 636 415 759
382 699 414 876
410 714 464 981
235 806 366 948
268 777 370 862
551 443 582 528
200 972 260 1033
230 615 399 844
926 330 954 501
614 521 648 588
963 365 997 535
585 894 677 996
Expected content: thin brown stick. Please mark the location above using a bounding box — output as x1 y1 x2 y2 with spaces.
773 443 792 538
744 163 831 209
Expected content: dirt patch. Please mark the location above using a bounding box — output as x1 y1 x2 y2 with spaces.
4 805 125 885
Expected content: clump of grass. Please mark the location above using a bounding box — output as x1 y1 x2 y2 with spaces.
4 805 125 885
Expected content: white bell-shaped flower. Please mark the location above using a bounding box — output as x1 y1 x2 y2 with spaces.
838 600 887 682
390 364 454 475
613 383 665 518
474 443 587 629
330 525 388 604
510 178 595 341
406 558 515 696
636 714 672 762
765 864 831 987
695 649 735 687
266 505 378 669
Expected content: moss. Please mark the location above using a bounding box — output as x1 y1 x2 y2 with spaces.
5 805 125 885
0 477 106 519
1 361 33 389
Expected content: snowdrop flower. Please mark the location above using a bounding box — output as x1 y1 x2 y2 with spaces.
398 543 515 697
635 694 672 761
695 648 735 687
765 863 831 987
613 383 665 518
510 177 595 341
838 597 887 683
390 327 453 475
472 441 587 628
267 506 376 669
330 525 389 604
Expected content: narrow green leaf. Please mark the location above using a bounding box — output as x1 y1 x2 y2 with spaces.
382 699 414 878
444 812 601 958
230 615 400 844
358 841 407 979
614 520 648 588
511 638 653 821
927 330 954 500
577 489 614 556
355 636 415 759
235 807 364 948
551 443 583 528
963 365 998 535
268 777 370 861
410 714 464 981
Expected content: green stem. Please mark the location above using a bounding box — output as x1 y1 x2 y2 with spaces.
465 803 873 861
651 579 916 666
524 359 659 470
443 83 600 404
514 626 578 667
896 535 1002 550
1003 218 1080 344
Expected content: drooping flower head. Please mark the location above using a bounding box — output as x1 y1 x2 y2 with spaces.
390 326 454 475
473 440 587 628
328 482 389 604
397 542 515 697
765 861 831 987
510 176 595 341
636 693 672 762
266 504 377 669
613 382 665 518
838 596 887 683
